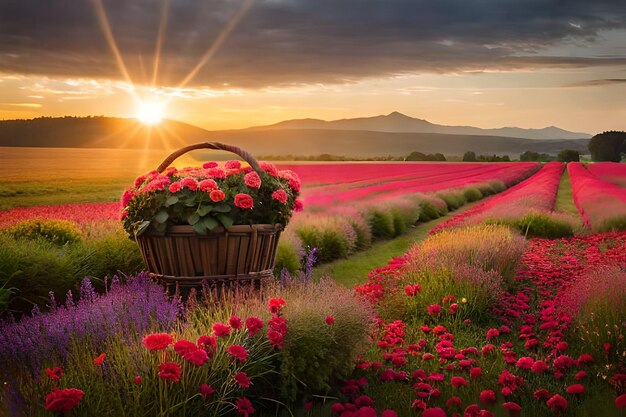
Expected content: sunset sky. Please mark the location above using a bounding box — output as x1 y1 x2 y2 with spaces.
1 0 625 134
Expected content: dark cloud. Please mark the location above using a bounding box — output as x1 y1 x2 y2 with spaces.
1 0 626 88
563 78 626 87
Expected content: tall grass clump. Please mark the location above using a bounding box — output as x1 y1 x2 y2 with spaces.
7 218 82 245
327 206 373 250
462 186 483 202
415 194 448 221
436 189 466 210
486 210 579 239
292 215 356 263
389 197 421 236
366 206 395 240
274 231 305 275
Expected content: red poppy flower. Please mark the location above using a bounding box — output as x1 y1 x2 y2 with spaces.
566 384 585 395
45 367 63 381
480 390 496 405
268 298 286 315
142 333 173 351
236 397 255 416
486 328 500 340
197 335 217 353
212 322 231 337
616 393 626 409
200 383 215 399
451 377 467 388
449 303 459 314
235 371 252 388
325 315 335 325
134 375 142 385
502 402 521 416
227 345 248 362
446 396 462 408
44 388 84 412
158 362 181 382
423 408 446 417
470 367 482 379
546 394 567 413
574 370 587 380
93 353 106 365
245 317 264 337
184 349 209 367
427 304 442 315
533 389 550 399
174 340 197 357
229 315 243 330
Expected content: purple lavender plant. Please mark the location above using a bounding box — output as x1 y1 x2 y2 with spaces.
0 272 179 378
301 247 318 282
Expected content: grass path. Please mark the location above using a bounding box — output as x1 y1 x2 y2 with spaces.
554 169 580 216
313 202 478 287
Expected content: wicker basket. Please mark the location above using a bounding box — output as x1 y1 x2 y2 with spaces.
135 142 283 290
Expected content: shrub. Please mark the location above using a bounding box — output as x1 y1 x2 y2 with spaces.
366 207 395 239
462 187 483 202
293 215 356 263
486 211 578 239
437 190 466 210
417 197 448 221
389 198 421 236
275 279 375 402
7 218 81 245
274 232 305 275
598 215 626 233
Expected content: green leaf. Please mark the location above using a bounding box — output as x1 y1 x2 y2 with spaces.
204 216 219 231
216 214 234 228
184 197 197 207
135 220 151 236
165 196 179 207
187 212 200 225
197 205 213 216
192 221 207 235
212 204 231 213
154 209 169 224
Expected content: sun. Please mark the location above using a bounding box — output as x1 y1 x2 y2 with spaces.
135 100 165 125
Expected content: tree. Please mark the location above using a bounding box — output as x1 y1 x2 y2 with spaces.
588 131 626 162
431 153 447 161
463 151 477 162
520 151 540 161
406 151 428 161
557 149 580 163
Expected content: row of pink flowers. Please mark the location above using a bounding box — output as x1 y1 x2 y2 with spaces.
430 162 564 234
568 162 626 229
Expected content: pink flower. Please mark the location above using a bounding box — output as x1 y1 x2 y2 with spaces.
209 189 225 202
236 397 255 416
574 370 587 380
294 199 304 212
45 367 63 381
427 304 442 315
325 315 335 325
200 383 215 399
546 394 568 414
271 189 288 204
423 408 446 417
245 317 264 337
213 322 231 337
234 371 252 388
480 390 496 405
516 356 534 370
486 328 500 340
158 362 181 382
225 160 241 169
470 367 482 379
234 193 254 209
227 345 248 362
134 375 142 385
181 177 198 191
531 360 549 374
142 333 173 351
244 172 262 189
566 384 585 396
229 315 243 330
203 162 218 169
449 303 459 313
198 179 218 192
451 376 467 388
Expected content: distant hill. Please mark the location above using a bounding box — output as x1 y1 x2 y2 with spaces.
248 111 592 140
0 116 590 157
0 116 212 149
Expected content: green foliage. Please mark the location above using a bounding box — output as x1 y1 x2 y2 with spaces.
275 238 304 275
557 149 580 162
406 152 446 161
462 151 477 162
437 190 466 210
390 203 420 237
597 214 626 233
295 220 354 263
485 211 577 239
417 201 448 221
462 187 483 202
8 218 82 245
477 154 511 162
588 131 626 162
520 150 541 161
366 208 395 239
277 280 375 402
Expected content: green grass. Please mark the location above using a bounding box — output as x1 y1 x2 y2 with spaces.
554 169 580 216
312 204 478 287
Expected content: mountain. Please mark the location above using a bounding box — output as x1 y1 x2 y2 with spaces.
0 116 213 149
0 116 590 158
247 111 592 140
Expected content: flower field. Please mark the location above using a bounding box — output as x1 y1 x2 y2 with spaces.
568 162 626 232
586 162 626 187
2 160 626 416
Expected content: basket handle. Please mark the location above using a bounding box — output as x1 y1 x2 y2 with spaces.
155 142 261 174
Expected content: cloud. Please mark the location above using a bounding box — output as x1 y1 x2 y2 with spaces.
563 78 626 87
1 0 626 88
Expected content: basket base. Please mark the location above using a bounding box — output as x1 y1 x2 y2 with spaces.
149 269 274 291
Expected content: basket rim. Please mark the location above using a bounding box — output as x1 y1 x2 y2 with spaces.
139 223 283 237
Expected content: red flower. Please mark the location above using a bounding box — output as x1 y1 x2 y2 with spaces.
325 315 335 325
446 396 462 408
451 376 467 388
531 360 548 374
244 172 262 189
198 179 218 192
427 304 442 315
213 322 231 337
45 367 63 381
134 375 142 385
183 349 209 366
502 402 521 416
200 383 215 399
616 393 626 409
271 189 288 204
293 199 304 212
516 356 534 370
565 384 585 395
181 177 198 191
158 362 181 382
269 298 286 314
381 411 398 417
209 189 225 202
423 408 446 417
470 367 482 379
174 340 198 357
229 315 243 330
574 370 587 380
267 330 284 349
225 160 241 169
486 328 500 340
555 341 568 353
227 345 248 362
236 397 255 416
246 317 264 337
93 353 106 365
234 193 254 209
449 303 459 314
142 333 173 351
479 390 496 405
235 371 252 388
546 394 568 414
533 389 550 400
197 335 217 353
44 388 84 412
404 284 421 297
